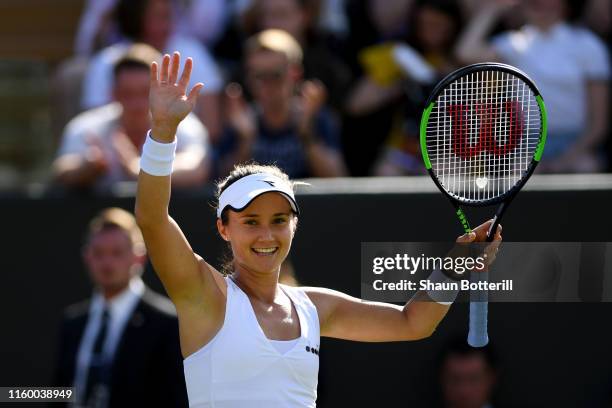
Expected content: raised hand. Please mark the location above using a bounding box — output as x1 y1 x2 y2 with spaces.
295 80 327 141
298 80 327 123
149 52 204 142
83 133 110 176
111 128 140 178
224 82 256 142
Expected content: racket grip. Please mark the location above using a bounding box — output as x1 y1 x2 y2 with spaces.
468 270 489 347
468 302 488 347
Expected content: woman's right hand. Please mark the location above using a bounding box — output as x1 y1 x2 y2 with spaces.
149 52 204 142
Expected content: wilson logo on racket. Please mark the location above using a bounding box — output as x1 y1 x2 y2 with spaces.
447 101 524 159
420 63 547 348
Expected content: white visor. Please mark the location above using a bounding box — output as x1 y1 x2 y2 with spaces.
217 173 299 218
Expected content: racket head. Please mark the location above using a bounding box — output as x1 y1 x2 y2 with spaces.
420 63 547 207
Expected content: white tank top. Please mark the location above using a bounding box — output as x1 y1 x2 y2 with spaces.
184 277 320 407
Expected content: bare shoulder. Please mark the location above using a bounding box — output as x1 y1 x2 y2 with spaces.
300 286 354 324
195 254 227 298
302 286 353 301
175 256 228 358
175 256 227 332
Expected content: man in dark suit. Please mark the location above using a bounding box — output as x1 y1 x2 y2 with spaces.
54 207 188 408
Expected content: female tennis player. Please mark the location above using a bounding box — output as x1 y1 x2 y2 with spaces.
135 52 502 407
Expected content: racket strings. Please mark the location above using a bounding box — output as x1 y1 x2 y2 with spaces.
426 70 541 201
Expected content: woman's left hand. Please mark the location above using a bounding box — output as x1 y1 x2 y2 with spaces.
456 219 502 270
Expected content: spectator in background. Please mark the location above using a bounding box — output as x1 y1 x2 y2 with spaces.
218 29 347 178
439 338 498 408
54 207 188 408
176 0 230 49
75 0 231 56
340 0 416 175
582 0 612 171
317 0 349 38
81 0 224 142
54 44 210 194
74 0 124 57
455 0 610 173
373 0 464 176
251 0 353 112
582 0 610 43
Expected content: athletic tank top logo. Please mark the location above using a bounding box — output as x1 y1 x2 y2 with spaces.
305 345 319 356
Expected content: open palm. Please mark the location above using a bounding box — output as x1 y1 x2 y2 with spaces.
149 52 203 136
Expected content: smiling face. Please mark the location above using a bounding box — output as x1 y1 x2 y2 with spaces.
217 192 297 276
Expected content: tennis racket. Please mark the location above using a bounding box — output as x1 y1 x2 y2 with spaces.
419 63 547 347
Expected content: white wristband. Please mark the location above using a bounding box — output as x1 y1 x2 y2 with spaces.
426 268 460 305
139 130 177 176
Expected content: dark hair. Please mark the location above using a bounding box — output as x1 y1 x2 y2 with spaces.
408 0 464 54
215 162 296 225
565 0 586 23
115 0 167 40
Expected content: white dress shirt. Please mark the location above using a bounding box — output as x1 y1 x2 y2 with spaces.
73 276 145 403
492 23 610 134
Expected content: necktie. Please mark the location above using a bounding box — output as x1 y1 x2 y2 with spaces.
83 307 111 407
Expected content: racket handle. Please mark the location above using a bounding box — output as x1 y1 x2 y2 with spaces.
486 213 502 242
468 270 489 347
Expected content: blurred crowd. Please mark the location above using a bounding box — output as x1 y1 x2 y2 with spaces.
39 0 610 194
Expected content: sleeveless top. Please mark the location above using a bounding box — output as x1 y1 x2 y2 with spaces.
183 278 320 407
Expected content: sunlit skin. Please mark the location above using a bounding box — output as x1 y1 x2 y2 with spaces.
138 52 503 361
83 228 145 300
217 192 297 283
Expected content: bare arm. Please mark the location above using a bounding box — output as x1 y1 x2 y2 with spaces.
575 81 609 152
298 80 348 177
53 153 107 187
543 80 609 172
196 92 223 145
135 52 222 312
53 134 109 188
454 2 508 64
345 77 404 116
220 83 257 175
302 141 348 177
305 287 450 341
304 222 502 342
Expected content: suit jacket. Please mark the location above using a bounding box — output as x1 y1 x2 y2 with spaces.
54 287 189 407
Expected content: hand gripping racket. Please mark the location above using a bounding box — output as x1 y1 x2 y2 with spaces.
419 63 547 347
